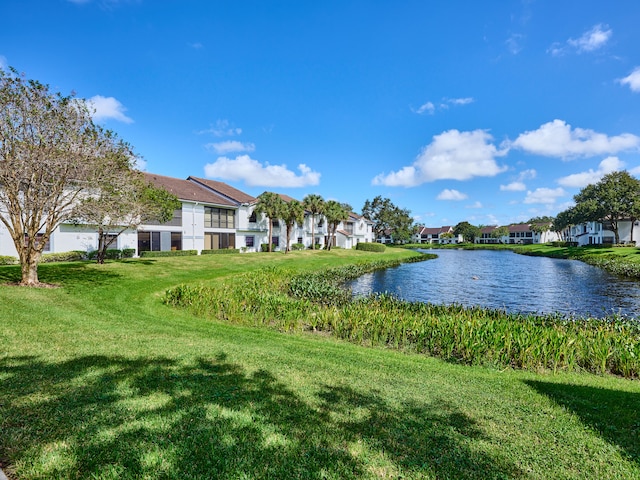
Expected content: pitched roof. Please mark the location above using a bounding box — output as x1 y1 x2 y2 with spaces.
188 176 255 204
417 226 453 235
508 223 532 233
480 226 497 234
143 172 235 206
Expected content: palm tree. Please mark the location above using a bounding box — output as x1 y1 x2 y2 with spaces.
323 200 351 251
282 199 305 253
253 192 285 252
303 194 325 250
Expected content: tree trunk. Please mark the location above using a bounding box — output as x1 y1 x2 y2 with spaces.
311 215 316 250
268 220 273 252
96 228 106 264
20 252 41 286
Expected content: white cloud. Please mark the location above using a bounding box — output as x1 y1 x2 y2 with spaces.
466 201 483 209
437 189 468 201
87 95 133 123
413 97 474 115
0 55 7 69
205 140 255 155
557 156 625 188
523 187 566 205
204 155 320 188
511 119 640 159
499 169 536 192
550 24 612 56
199 119 242 137
568 24 612 53
500 181 526 192
415 102 435 115
619 67 640 93
506 33 524 55
372 129 507 187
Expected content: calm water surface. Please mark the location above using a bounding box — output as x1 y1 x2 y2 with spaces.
348 249 640 319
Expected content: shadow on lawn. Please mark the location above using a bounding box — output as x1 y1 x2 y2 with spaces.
0 262 123 288
525 380 640 467
0 354 522 479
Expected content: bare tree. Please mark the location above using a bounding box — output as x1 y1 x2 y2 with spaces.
0 67 133 284
72 172 180 263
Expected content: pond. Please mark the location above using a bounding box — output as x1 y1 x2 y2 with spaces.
348 249 640 319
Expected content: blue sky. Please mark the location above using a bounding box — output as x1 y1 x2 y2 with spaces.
2 1 640 227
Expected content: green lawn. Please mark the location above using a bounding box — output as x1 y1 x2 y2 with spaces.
0 250 639 479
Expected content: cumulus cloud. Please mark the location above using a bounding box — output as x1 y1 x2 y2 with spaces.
87 95 133 123
619 67 640 93
205 140 255 155
557 156 625 188
204 155 320 188
549 24 612 56
437 189 468 201
523 187 566 205
510 119 640 159
500 182 526 192
372 129 507 187
199 119 242 137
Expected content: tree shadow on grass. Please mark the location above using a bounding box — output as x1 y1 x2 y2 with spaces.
525 380 640 467
0 354 522 479
0 262 122 288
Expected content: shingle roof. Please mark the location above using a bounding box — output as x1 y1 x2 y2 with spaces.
188 176 255 204
508 224 532 233
143 172 236 206
418 226 453 235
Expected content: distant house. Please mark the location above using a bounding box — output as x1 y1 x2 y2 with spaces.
566 220 640 246
475 223 560 245
476 226 498 244
413 226 461 244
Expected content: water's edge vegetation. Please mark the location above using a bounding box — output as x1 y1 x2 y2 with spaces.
164 251 640 379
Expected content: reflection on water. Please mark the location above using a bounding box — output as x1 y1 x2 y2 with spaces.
348 249 640 319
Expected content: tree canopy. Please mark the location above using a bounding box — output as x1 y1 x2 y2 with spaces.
281 199 305 253
302 193 325 250
324 200 351 251
362 196 413 244
570 171 640 244
453 221 481 243
0 67 135 284
254 192 286 252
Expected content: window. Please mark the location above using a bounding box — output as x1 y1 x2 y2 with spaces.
205 232 236 250
245 236 255 247
104 233 118 249
24 233 50 252
138 231 181 252
145 208 182 226
345 222 354 235
204 207 236 228
272 220 279 228
249 211 257 223
272 236 279 247
297 237 303 244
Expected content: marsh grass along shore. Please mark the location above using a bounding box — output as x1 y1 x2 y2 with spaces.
1 249 639 479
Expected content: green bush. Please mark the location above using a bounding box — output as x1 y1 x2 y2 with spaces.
200 249 240 255
355 242 386 252
291 243 305 251
122 248 135 258
41 251 87 263
260 243 277 252
140 250 198 258
0 255 17 265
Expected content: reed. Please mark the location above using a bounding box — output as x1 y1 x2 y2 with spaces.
164 258 640 378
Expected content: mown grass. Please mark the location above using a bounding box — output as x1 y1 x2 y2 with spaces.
1 250 639 479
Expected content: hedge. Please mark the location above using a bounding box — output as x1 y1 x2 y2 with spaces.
140 250 198 258
0 255 17 265
200 249 240 255
355 242 386 252
41 251 87 263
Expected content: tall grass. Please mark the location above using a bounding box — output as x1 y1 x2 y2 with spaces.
164 257 640 378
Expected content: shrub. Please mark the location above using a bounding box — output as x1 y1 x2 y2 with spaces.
140 250 197 258
291 243 305 251
260 243 277 252
0 255 17 265
356 242 386 252
200 249 240 255
122 248 135 258
40 251 87 263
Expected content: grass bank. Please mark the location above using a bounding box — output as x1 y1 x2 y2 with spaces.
1 250 639 479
